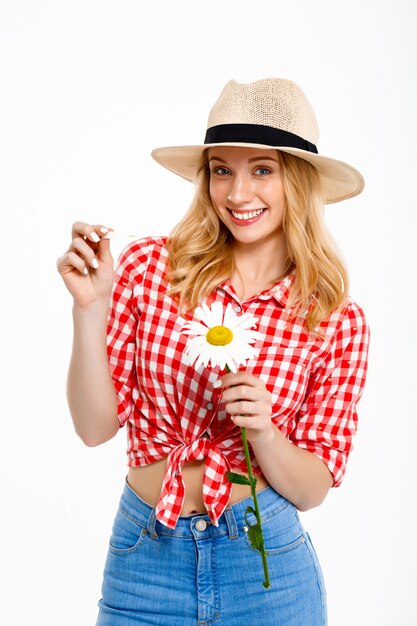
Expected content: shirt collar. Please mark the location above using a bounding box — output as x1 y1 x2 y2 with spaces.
268 270 295 307
219 270 296 308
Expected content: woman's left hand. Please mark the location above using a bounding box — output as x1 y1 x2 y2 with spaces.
218 371 275 445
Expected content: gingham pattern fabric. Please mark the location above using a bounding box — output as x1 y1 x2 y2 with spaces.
106 237 370 529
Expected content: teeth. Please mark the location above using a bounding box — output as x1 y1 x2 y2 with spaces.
231 209 264 220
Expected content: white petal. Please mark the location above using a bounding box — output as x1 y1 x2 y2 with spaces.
193 304 209 327
184 335 207 351
226 343 248 366
194 352 207 370
233 312 260 331
236 329 262 344
215 346 229 371
204 345 217 368
181 321 210 336
223 345 238 372
223 304 253 329
245 345 259 360
195 301 220 328
185 345 205 364
199 302 212 325
222 302 237 327
210 301 224 326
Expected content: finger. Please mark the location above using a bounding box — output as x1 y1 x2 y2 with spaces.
57 250 90 276
217 371 266 389
71 221 112 244
95 234 113 265
225 400 260 416
231 414 266 430
85 224 114 265
70 224 114 267
71 221 100 242
231 414 255 428
222 385 260 403
69 236 101 269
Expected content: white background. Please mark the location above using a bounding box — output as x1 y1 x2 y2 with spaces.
1 1 416 624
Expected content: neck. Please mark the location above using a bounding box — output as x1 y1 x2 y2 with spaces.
232 232 289 286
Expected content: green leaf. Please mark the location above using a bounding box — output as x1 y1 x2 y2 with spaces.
225 471 251 486
248 523 265 553
244 506 257 525
244 506 266 554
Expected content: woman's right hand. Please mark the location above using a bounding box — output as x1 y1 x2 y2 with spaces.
56 221 115 308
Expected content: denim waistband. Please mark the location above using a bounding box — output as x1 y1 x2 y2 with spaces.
119 478 292 540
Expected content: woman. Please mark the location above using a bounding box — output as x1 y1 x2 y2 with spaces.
57 78 369 625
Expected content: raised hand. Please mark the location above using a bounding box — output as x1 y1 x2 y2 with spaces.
56 221 115 308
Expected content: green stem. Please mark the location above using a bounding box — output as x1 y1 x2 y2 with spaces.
226 365 270 589
241 426 270 589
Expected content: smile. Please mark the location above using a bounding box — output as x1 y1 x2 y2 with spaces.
229 208 266 221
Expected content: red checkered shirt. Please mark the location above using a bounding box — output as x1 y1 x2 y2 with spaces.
106 236 370 528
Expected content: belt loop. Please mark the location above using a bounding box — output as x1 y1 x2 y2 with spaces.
224 506 238 540
147 508 159 540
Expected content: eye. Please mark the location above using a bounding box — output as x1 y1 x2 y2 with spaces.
254 166 272 175
211 166 231 176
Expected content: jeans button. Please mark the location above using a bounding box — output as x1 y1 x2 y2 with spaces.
195 519 207 532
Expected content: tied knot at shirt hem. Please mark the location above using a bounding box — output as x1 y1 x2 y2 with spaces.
155 437 232 529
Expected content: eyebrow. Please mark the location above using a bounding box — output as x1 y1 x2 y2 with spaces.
208 155 279 164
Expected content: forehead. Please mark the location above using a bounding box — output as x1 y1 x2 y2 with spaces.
206 146 279 162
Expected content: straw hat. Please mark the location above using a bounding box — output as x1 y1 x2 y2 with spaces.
151 78 364 204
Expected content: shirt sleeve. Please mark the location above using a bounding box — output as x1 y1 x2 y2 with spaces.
106 244 140 427
289 301 370 487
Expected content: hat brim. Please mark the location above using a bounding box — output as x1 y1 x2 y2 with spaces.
151 143 364 204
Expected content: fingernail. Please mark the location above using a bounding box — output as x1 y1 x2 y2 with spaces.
91 258 99 269
90 232 100 242
99 227 109 234
83 267 89 275
213 380 223 388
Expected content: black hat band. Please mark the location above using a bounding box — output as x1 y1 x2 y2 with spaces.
204 123 318 154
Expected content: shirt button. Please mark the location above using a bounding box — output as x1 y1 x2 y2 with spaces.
195 519 207 532
206 402 214 410
233 305 242 313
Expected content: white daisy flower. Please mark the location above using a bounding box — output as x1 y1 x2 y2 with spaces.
180 301 261 372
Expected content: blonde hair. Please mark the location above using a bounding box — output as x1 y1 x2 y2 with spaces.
166 150 349 331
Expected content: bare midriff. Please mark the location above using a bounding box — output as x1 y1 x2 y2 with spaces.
127 458 269 516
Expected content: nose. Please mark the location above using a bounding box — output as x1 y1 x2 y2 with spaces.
227 172 254 205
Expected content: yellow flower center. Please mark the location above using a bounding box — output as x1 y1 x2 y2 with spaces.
206 325 234 346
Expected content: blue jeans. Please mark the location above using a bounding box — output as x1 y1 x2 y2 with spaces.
96 480 327 625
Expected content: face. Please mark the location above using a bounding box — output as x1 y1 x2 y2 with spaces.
207 146 286 247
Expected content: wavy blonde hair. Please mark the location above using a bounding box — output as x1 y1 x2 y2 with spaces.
166 150 349 331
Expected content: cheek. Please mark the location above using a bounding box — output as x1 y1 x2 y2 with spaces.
267 184 285 218
209 184 219 207
208 187 225 223
209 180 228 208
266 179 284 200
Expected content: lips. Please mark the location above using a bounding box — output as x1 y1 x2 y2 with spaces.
227 208 267 226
